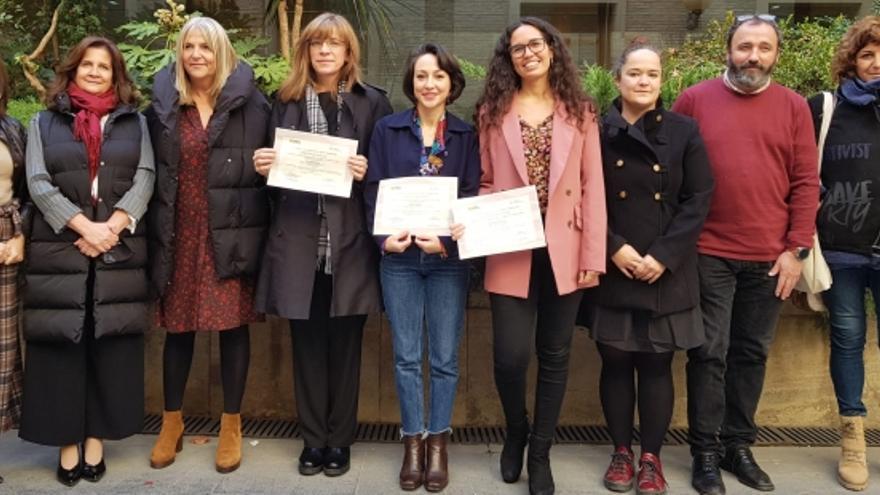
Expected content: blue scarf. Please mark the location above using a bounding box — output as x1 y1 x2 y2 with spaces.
838 77 880 106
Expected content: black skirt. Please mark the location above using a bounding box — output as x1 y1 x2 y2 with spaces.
585 304 705 353
19 260 144 447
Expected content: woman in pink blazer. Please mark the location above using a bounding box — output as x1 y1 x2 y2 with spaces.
474 16 606 495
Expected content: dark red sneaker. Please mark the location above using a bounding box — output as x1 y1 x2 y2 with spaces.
603 446 635 492
637 452 668 495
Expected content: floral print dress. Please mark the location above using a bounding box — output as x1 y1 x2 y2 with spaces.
157 106 260 332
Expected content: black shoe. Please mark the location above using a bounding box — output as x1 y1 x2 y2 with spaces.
691 451 726 495
56 448 83 487
501 418 530 483
527 435 555 495
298 446 325 476
720 445 774 492
82 458 106 482
323 447 350 477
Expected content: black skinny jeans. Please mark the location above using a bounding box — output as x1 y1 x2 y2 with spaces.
491 249 583 439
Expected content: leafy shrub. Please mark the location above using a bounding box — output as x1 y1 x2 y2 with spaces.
582 63 618 114
6 98 44 125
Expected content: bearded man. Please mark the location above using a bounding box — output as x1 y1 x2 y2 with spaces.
671 15 819 495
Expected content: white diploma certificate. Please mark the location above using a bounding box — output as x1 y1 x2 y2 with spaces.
451 186 546 260
373 176 458 236
267 128 358 198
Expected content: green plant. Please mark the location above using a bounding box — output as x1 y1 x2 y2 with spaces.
458 58 487 81
6 98 44 125
582 63 618 114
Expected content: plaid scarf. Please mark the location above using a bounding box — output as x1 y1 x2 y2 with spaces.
305 80 346 275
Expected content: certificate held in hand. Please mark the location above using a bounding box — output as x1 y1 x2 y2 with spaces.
373 176 458 236
267 128 359 198
452 185 546 260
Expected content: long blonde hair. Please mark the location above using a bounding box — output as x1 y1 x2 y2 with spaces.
175 17 238 105
277 12 362 102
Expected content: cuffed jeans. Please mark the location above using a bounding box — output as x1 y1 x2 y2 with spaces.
823 262 880 417
380 253 469 436
687 254 783 455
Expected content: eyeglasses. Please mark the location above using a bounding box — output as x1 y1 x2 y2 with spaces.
308 39 345 50
509 38 547 59
735 14 777 24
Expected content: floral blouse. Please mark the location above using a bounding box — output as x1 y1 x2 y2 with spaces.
520 115 553 213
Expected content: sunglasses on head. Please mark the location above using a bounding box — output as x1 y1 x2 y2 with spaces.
736 14 777 24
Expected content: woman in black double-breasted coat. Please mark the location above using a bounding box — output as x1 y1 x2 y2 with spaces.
252 13 392 477
579 41 713 493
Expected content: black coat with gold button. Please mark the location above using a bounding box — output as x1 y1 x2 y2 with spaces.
588 99 713 316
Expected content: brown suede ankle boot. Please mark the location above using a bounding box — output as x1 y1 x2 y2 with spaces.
425 432 449 492
150 410 184 469
839 415 868 491
399 434 425 490
215 413 242 473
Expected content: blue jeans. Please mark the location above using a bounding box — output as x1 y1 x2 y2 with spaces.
823 261 880 417
380 253 469 436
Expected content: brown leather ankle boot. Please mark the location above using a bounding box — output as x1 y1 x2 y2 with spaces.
150 410 184 469
425 432 449 492
399 434 425 490
215 413 242 473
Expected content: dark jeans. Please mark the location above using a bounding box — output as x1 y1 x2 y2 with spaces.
823 262 880 417
491 248 583 439
686 254 783 455
290 271 366 449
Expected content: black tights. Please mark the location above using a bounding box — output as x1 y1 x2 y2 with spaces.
597 342 674 455
162 326 250 414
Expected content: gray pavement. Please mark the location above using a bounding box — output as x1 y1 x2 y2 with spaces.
0 433 874 494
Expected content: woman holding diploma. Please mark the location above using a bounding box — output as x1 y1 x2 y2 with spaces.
146 17 270 473
475 17 606 495
252 13 391 477
580 40 713 495
364 43 479 492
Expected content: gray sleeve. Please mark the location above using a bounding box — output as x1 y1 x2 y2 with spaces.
25 114 82 234
114 114 156 221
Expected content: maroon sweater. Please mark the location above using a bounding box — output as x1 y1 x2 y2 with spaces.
671 78 819 261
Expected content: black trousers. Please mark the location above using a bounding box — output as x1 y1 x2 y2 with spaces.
290 271 366 449
490 249 583 439
19 264 144 447
687 254 783 455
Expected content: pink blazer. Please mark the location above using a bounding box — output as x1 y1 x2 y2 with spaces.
479 104 606 298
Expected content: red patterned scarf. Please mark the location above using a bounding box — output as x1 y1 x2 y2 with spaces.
67 83 117 188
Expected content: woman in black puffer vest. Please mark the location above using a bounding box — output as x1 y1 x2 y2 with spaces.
18 37 155 487
145 16 270 474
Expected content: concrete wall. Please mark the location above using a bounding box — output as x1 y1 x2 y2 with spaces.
144 295 880 428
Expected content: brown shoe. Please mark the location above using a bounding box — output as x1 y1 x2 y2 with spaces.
215 413 242 473
399 434 425 490
425 432 449 492
150 410 184 469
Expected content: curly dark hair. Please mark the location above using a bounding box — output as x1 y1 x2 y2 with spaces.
831 15 880 84
475 17 593 132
